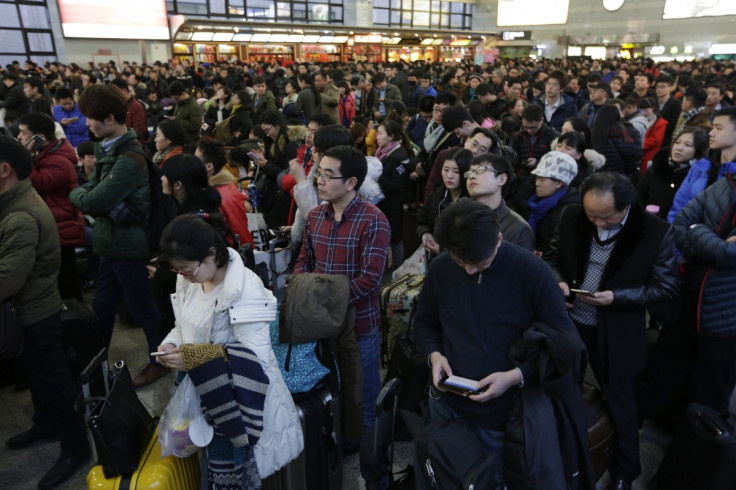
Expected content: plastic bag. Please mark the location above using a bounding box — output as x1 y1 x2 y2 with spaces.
392 245 429 281
158 375 213 458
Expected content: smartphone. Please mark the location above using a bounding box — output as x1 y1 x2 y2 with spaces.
67 117 79 122
150 351 168 356
570 288 595 295
247 151 261 161
439 375 483 397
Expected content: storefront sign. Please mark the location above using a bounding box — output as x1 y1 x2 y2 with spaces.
501 31 532 41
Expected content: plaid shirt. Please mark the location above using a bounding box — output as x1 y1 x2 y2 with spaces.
294 194 390 336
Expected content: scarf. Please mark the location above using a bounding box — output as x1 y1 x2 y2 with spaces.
424 123 445 152
182 343 270 490
527 187 567 233
375 141 399 161
152 147 174 165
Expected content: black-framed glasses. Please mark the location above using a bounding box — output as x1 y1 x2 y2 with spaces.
315 169 350 182
464 166 501 179
169 260 202 277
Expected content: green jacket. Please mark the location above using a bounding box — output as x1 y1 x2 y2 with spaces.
253 90 277 124
320 82 341 123
0 179 62 326
175 95 202 142
69 129 151 260
372 83 403 116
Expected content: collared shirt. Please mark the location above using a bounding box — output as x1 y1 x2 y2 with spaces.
295 194 391 336
101 134 125 154
544 96 563 122
596 206 631 241
378 87 387 115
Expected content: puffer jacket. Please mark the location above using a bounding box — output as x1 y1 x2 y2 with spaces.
52 103 89 147
533 93 579 132
163 248 304 478
0 179 62 326
672 172 736 337
667 157 736 223
30 139 85 247
69 129 152 259
209 170 253 246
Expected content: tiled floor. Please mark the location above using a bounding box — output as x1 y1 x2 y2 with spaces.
0 290 702 490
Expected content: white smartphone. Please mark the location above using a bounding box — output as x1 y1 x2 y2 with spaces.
439 375 482 396
150 351 168 356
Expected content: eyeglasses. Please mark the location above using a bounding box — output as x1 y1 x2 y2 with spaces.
432 106 445 113
168 260 202 277
315 170 350 183
464 166 501 179
261 125 275 133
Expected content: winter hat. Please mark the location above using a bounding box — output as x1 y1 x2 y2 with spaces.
468 73 483 82
532 151 578 186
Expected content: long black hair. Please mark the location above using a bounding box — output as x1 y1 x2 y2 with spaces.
591 105 627 148
161 153 222 214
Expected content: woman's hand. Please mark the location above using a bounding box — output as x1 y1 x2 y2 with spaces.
156 343 185 370
422 233 439 255
250 149 267 168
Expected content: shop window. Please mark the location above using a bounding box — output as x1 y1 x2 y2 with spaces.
0 3 20 28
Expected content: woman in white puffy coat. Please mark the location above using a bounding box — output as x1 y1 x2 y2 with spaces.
156 214 303 487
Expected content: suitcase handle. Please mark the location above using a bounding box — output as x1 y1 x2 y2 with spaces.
694 410 730 438
375 377 402 418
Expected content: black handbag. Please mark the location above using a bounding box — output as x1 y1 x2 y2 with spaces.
76 350 154 478
0 299 24 359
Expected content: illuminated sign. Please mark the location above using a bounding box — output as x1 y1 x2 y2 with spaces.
501 31 532 41
663 0 736 19
58 0 169 40
498 0 569 26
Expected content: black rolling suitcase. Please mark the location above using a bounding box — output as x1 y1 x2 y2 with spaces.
60 298 103 383
650 403 736 490
261 382 343 490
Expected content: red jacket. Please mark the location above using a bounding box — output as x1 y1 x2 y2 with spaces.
30 139 85 247
210 171 254 246
127 98 148 142
338 93 356 128
641 117 668 174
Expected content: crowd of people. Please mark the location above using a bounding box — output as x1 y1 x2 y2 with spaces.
1 53 736 490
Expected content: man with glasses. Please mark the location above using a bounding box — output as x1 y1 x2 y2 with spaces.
654 75 681 145
545 172 678 490
466 153 534 252
294 145 391 434
413 199 586 490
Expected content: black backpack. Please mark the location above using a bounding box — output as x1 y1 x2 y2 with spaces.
118 143 178 253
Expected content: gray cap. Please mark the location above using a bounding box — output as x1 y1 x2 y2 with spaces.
531 151 578 186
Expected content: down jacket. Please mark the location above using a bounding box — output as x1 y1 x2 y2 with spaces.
667 157 736 223
69 129 152 259
672 172 736 337
163 248 304 478
30 139 85 247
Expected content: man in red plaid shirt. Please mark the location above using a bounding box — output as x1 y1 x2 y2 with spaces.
294 145 391 431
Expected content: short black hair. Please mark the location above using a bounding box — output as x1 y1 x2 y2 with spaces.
372 72 386 85
322 145 367 190
434 91 458 106
23 76 44 92
77 140 95 158
156 119 187 147
169 81 186 96
308 113 335 126
579 171 638 211
714 105 736 130
314 124 352 153
18 112 56 140
0 135 33 180
55 86 73 101
521 103 543 122
470 153 513 183
475 83 494 96
441 105 473 132
110 78 129 92
434 199 500 264
418 95 435 113
196 137 227 173
252 76 266 86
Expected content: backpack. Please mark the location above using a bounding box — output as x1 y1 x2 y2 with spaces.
118 143 178 253
212 112 237 145
403 411 499 490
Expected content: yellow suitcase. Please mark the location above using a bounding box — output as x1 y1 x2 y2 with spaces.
87 425 200 489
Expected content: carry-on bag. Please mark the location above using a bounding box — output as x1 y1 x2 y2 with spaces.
379 273 424 367
650 403 736 489
582 382 616 480
61 298 103 383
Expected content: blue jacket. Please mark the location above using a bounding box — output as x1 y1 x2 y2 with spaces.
533 93 578 132
673 171 736 337
667 158 736 223
53 103 89 147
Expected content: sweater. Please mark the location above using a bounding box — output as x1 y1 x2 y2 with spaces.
413 244 575 430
